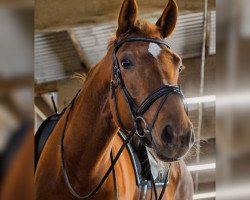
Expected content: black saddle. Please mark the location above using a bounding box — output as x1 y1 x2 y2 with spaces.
35 111 64 168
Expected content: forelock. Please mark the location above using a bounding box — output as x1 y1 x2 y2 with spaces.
134 19 159 36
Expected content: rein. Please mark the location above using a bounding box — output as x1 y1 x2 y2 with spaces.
60 97 137 199
60 37 188 200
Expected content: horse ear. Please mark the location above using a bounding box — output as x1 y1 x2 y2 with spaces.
116 0 138 37
156 0 178 38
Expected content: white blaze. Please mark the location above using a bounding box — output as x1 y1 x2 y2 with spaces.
148 43 162 58
162 79 169 85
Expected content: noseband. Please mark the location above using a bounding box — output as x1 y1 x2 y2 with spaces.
111 37 188 147
60 37 189 200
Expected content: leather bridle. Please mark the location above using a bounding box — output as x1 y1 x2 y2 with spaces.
60 37 188 200
111 37 188 147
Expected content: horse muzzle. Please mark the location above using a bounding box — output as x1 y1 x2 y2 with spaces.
152 124 195 162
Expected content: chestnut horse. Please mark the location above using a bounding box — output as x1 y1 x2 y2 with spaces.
35 0 194 199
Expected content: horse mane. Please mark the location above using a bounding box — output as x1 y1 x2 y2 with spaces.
72 72 87 82
73 67 96 83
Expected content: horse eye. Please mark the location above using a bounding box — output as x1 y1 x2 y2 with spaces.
178 66 183 73
121 59 132 69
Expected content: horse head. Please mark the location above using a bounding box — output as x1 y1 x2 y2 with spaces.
109 0 194 162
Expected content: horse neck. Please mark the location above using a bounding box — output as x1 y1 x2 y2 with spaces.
63 50 118 182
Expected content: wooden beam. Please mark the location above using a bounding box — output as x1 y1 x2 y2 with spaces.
0 0 33 9
35 81 57 95
0 95 23 123
34 96 54 118
35 0 215 32
67 30 91 72
0 75 33 94
35 75 84 95
57 78 82 112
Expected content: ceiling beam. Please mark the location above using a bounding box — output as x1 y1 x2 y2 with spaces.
67 30 91 72
0 75 33 94
0 95 23 123
0 76 33 123
35 0 215 32
35 81 57 96
34 96 54 118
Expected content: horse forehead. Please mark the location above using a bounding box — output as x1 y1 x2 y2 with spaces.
147 42 181 64
148 43 162 58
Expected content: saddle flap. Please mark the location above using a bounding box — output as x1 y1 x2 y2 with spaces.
35 113 62 168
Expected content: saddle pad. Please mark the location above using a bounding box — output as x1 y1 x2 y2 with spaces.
35 113 62 169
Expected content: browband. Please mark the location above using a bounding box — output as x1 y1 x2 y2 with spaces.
113 37 171 52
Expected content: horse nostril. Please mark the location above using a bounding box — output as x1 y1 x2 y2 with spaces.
161 125 173 144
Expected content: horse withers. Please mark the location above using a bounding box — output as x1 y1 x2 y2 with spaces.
35 0 194 199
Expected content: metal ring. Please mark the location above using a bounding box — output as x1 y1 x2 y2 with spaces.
136 116 148 127
135 116 148 138
135 129 145 138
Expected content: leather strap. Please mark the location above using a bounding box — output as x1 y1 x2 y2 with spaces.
113 37 171 52
61 121 136 199
111 149 118 200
